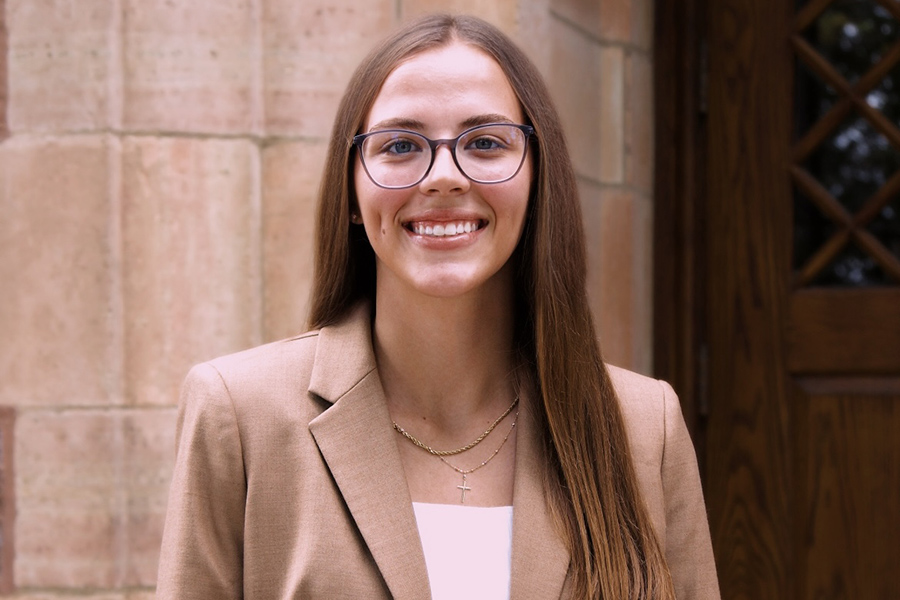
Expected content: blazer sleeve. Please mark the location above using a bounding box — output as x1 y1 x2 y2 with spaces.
157 363 246 599
660 379 721 600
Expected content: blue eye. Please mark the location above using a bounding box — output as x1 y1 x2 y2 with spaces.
465 136 507 152
389 140 416 154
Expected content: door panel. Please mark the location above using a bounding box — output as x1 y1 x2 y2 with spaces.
795 387 900 599
698 0 900 598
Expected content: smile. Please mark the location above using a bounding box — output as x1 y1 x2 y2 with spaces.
407 220 485 237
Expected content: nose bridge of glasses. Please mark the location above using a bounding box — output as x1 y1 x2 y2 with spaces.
427 137 463 169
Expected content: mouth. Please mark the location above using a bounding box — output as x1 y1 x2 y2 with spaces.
405 220 486 237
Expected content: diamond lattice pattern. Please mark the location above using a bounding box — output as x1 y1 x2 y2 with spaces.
793 0 900 286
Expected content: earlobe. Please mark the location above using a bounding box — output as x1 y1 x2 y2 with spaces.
350 212 363 224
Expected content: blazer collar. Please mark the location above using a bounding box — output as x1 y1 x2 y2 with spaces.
308 303 570 599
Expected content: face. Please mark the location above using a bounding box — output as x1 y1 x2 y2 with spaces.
354 42 532 301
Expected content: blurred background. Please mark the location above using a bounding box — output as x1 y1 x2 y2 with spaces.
0 0 897 598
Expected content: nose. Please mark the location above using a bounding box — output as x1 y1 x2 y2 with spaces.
419 143 470 195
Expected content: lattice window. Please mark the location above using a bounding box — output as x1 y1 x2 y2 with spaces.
792 0 900 286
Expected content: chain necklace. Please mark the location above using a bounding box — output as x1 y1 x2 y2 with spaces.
439 409 518 503
391 396 519 457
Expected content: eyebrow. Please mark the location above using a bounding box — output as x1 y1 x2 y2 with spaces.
366 113 516 134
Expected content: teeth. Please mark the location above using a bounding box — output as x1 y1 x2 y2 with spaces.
413 221 481 237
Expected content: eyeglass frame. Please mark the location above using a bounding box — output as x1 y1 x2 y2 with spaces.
352 123 536 190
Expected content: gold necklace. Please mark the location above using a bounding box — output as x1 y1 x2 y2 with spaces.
391 396 519 457
439 409 518 503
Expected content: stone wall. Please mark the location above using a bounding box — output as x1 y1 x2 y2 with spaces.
0 0 653 595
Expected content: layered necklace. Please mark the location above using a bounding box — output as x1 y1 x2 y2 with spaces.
392 396 519 504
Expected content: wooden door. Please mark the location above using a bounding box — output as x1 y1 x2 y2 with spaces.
656 0 900 598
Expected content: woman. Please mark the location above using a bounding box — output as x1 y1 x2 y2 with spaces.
157 14 720 600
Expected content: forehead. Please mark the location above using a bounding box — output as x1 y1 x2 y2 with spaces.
364 41 524 131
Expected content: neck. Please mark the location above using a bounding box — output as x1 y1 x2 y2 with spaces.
373 272 519 432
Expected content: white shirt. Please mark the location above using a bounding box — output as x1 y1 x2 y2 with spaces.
413 502 514 600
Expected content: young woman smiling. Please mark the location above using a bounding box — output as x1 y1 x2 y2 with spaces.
158 14 720 600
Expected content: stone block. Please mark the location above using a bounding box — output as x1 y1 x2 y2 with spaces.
625 52 654 195
122 0 260 134
599 0 632 43
598 189 636 369
632 0 654 51
15 410 121 588
548 19 602 180
262 140 327 341
0 135 119 406
122 409 176 586
599 46 625 184
14 408 176 589
552 0 600 38
578 178 605 334
6 0 118 132
121 137 262 406
400 0 519 32
632 195 654 374
263 0 394 137
0 0 8 140
516 0 553 76
0 408 14 593
553 0 631 43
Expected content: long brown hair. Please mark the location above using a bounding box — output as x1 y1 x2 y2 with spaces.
309 14 675 600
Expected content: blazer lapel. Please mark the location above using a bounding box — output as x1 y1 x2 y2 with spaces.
308 304 430 600
509 392 571 599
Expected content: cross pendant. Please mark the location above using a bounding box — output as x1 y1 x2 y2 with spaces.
457 473 472 503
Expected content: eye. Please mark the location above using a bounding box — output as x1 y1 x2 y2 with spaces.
386 140 417 154
469 137 502 151
371 134 426 157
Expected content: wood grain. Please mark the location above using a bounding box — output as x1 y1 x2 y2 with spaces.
794 389 900 600
705 0 795 596
788 289 900 374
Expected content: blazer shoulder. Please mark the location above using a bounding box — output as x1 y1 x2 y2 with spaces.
606 364 675 431
202 330 320 386
605 363 686 474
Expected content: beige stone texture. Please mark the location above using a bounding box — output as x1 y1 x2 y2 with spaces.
516 0 553 75
548 18 602 180
550 0 632 43
14 408 175 589
121 137 262 406
599 46 626 184
579 178 605 334
6 0 118 132
626 51 654 195
16 410 120 587
122 0 260 134
263 0 394 138
598 189 637 370
552 0 600 38
579 181 647 372
400 0 519 31
631 0 653 50
0 135 119 406
600 0 632 43
632 194 654 373
122 410 177 585
262 140 327 341
1 0 8 140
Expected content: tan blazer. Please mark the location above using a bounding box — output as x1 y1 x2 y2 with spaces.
157 303 720 599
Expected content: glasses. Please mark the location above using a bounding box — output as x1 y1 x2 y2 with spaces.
353 123 535 189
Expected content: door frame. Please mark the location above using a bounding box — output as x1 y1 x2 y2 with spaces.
652 0 708 449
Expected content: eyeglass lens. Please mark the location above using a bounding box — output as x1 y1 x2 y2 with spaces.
358 124 528 189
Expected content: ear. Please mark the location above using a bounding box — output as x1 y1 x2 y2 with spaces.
350 211 363 224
